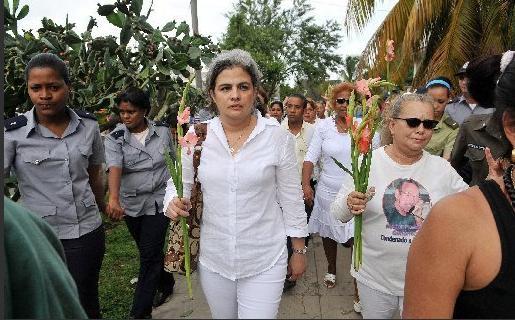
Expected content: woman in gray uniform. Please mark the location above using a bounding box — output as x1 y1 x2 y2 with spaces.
4 52 106 318
104 87 175 318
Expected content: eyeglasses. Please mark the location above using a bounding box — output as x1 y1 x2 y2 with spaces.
393 117 439 129
335 98 350 105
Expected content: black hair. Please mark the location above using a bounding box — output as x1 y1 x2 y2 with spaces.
204 49 262 114
270 100 283 112
466 54 502 108
288 93 308 108
116 87 151 115
494 55 515 158
24 52 71 85
425 76 452 97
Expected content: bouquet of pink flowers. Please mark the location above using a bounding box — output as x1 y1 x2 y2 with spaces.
163 77 197 298
332 77 393 271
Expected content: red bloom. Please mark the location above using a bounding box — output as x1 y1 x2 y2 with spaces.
358 125 372 154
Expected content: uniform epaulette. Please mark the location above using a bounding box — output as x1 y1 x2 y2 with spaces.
154 121 169 127
110 130 124 139
74 109 97 120
448 96 460 104
4 115 28 131
443 116 459 130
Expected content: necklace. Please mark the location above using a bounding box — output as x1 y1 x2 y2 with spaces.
222 116 253 154
502 164 515 209
333 117 348 133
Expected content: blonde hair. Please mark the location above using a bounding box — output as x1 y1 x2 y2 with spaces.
328 82 355 111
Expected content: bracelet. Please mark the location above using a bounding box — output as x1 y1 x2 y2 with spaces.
292 246 308 255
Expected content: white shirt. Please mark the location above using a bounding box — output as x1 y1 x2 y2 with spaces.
163 114 308 280
331 147 468 295
282 120 315 175
131 128 149 146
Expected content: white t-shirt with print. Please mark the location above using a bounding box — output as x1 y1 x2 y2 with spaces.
331 146 468 296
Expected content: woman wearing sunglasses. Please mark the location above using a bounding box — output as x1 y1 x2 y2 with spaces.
302 82 380 312
331 93 468 319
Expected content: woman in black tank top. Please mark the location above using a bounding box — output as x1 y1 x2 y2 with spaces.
403 53 515 318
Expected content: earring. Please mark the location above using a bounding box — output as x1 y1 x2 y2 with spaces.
511 148 515 163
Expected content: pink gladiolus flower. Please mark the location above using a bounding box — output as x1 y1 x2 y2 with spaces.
355 79 371 98
178 127 198 155
177 107 191 125
358 125 372 154
385 39 395 62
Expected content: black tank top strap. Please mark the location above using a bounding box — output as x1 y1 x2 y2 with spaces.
453 179 515 318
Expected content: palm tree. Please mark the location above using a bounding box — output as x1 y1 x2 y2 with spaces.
345 0 515 88
342 55 360 82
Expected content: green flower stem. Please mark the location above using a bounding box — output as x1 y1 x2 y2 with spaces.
163 77 195 299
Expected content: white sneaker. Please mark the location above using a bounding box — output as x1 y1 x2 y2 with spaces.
353 300 362 313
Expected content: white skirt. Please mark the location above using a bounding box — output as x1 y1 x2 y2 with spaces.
308 174 354 243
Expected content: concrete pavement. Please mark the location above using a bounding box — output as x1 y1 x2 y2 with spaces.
153 235 362 319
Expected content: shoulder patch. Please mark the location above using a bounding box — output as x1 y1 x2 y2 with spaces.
74 109 97 120
448 96 459 104
4 115 28 131
443 116 459 130
110 130 124 139
154 121 169 127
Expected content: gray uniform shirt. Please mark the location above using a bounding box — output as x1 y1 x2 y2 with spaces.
445 96 494 125
104 120 174 217
4 107 105 239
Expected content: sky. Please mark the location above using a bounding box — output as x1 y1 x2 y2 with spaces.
17 0 397 79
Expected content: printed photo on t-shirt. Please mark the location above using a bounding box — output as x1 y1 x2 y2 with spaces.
382 178 432 237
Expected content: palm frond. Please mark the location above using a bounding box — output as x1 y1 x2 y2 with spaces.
477 0 510 56
344 0 377 34
421 0 481 86
354 0 414 80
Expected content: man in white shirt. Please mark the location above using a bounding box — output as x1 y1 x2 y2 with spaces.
281 93 315 291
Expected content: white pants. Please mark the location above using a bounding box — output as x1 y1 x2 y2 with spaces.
199 250 288 319
357 281 404 319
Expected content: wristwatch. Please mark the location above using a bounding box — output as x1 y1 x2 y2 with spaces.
292 246 308 255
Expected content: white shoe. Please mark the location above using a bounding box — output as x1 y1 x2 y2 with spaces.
353 300 362 313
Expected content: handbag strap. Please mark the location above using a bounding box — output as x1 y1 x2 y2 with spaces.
192 123 207 179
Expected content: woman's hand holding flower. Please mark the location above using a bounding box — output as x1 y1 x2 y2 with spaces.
165 197 192 221
346 187 375 215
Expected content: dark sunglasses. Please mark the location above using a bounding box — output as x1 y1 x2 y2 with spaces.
393 117 439 129
335 98 350 105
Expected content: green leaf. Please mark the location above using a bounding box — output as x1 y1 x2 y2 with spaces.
12 0 17 12
4 0 10 12
97 4 116 16
162 21 176 32
16 4 28 20
187 47 201 60
176 21 189 36
155 47 163 62
40 37 57 50
130 0 143 16
331 156 353 177
120 23 133 45
106 12 125 28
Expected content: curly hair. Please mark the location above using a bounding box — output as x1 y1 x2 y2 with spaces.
328 82 355 111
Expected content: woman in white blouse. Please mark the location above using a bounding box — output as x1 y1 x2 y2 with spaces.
302 82 356 289
163 49 308 319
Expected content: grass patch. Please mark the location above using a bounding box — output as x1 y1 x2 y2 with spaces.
99 219 139 319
